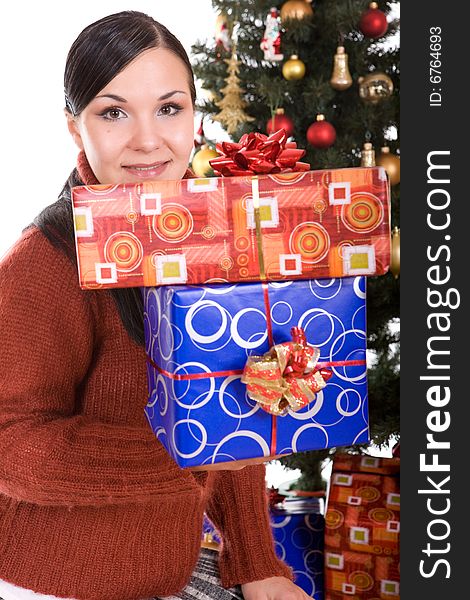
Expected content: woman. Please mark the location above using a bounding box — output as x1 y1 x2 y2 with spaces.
0 11 311 600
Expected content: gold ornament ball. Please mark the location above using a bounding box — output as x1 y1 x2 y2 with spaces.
377 146 400 186
390 226 400 279
358 72 394 104
191 145 219 177
282 55 306 80
280 0 314 21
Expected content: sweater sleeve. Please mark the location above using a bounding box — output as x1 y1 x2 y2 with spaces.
205 464 294 588
0 229 200 507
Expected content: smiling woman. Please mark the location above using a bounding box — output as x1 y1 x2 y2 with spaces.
0 9 308 600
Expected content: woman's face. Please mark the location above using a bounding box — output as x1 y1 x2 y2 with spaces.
66 47 195 184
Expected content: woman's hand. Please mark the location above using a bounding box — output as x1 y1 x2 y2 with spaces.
241 576 312 600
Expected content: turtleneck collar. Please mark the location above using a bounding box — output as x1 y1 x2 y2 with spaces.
77 151 99 185
76 150 196 185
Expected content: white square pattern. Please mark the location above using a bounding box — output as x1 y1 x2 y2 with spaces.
140 192 162 216
279 254 302 276
328 181 351 206
187 178 219 193
361 456 380 468
246 196 279 229
95 262 118 284
325 553 344 570
350 526 369 545
342 583 356 595
342 245 376 275
74 206 94 238
381 580 399 595
155 254 188 284
333 473 353 487
347 496 362 506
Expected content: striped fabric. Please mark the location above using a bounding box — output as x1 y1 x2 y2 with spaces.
153 548 244 600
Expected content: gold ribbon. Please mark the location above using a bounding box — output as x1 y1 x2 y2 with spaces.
241 327 332 416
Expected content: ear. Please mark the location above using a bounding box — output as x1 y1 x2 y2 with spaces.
64 109 84 150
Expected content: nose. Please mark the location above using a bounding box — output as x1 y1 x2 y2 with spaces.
128 116 163 153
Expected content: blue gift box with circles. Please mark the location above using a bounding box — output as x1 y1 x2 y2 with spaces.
271 498 325 599
143 277 369 468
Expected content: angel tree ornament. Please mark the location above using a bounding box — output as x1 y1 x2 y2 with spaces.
260 7 284 62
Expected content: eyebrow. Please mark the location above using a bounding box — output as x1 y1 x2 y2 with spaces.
95 90 188 102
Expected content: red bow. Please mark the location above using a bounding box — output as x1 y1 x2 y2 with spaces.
209 129 310 176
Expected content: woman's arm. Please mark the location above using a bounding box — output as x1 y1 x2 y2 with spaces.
205 464 293 588
0 229 199 506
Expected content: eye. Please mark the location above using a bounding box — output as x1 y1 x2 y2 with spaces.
158 103 183 117
100 107 126 121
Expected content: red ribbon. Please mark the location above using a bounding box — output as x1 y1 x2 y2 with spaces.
209 129 310 176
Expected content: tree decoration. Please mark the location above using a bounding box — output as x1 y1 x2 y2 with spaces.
360 141 376 166
280 0 314 21
282 54 306 80
390 226 400 279
306 115 336 148
212 48 255 135
194 119 205 150
215 12 231 53
359 2 388 39
266 108 294 137
358 71 394 103
191 0 401 489
376 146 400 185
260 7 284 62
330 46 353 91
191 144 219 177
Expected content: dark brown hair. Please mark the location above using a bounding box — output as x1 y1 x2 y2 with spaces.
33 11 196 346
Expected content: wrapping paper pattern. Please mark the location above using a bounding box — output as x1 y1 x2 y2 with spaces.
271 498 325 599
143 277 369 468
71 168 390 289
324 454 400 599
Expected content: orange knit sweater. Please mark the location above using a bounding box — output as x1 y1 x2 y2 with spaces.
0 160 292 600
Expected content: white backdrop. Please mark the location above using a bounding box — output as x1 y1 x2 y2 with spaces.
0 0 218 258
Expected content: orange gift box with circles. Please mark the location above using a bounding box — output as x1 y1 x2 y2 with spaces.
71 167 390 290
324 453 400 599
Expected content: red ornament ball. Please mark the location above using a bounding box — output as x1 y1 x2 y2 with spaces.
359 3 388 38
266 111 294 137
306 117 336 149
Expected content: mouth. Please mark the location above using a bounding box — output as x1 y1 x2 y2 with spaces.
122 161 170 178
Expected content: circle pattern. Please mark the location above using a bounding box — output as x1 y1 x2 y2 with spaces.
350 571 374 591
289 222 331 264
104 232 143 272
219 256 234 271
153 203 193 242
341 192 384 233
369 508 394 524
325 509 344 529
234 235 250 251
357 486 381 503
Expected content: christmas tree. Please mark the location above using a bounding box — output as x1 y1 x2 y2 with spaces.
191 0 400 490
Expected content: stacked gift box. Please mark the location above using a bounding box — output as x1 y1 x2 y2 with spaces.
141 276 369 467
324 453 400 599
271 496 325 599
72 136 391 469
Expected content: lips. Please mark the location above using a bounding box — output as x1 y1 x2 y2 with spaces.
122 161 170 179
